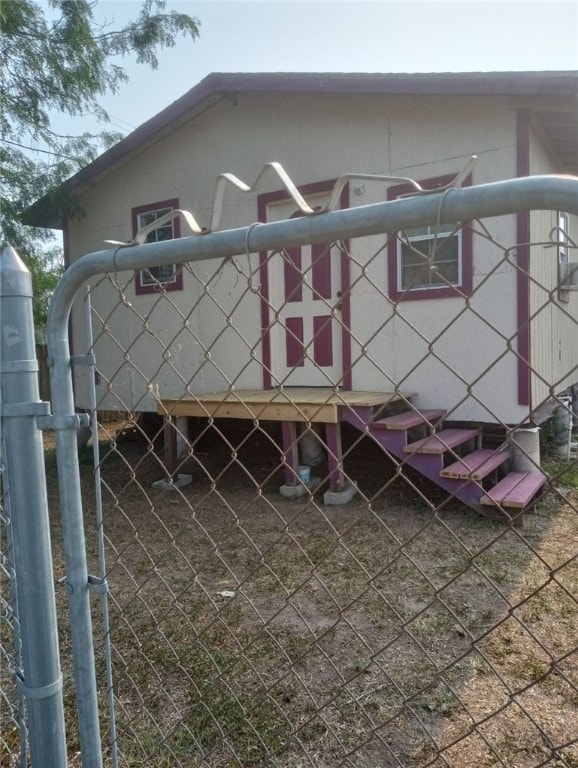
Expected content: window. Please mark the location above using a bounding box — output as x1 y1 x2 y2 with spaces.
132 199 183 295
558 211 570 302
399 223 461 290
387 174 473 301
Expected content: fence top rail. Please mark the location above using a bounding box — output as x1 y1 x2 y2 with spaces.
47 173 578 337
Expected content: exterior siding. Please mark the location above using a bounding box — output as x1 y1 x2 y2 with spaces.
66 93 536 422
528 124 578 412
346 97 526 422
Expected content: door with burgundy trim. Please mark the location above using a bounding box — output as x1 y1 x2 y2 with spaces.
266 197 345 387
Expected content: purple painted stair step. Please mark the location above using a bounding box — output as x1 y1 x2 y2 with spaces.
480 471 547 509
404 428 479 455
440 448 510 481
373 409 447 431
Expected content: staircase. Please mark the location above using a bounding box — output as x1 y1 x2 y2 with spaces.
342 405 546 524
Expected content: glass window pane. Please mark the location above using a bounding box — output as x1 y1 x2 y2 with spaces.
136 205 178 288
400 233 460 289
140 265 176 285
431 235 458 261
155 225 173 242
400 242 428 267
139 212 156 227
433 261 459 284
402 264 431 289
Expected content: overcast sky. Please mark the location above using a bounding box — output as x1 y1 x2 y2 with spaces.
56 0 578 137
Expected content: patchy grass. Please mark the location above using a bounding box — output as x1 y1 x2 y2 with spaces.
414 484 578 768
3 419 576 767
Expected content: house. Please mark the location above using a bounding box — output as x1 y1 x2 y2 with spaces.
25 71 578 515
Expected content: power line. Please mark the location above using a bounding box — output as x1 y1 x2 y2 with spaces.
1 138 77 161
108 113 136 131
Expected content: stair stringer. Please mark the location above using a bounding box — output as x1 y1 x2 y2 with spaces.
340 406 498 515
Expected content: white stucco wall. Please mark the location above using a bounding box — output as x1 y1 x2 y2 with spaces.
66 92 534 423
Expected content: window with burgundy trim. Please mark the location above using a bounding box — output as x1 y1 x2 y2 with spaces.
132 199 183 295
387 174 473 301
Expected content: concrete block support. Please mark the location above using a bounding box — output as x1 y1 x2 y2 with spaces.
279 477 321 499
323 483 358 506
152 474 193 490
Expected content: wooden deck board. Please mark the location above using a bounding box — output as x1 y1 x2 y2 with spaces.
158 389 409 423
480 471 547 509
404 428 479 455
440 448 510 480
373 409 447 431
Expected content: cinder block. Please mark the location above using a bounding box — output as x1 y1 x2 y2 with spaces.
152 474 193 491
323 483 357 506
280 477 321 499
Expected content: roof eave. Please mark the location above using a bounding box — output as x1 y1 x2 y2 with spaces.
23 71 578 229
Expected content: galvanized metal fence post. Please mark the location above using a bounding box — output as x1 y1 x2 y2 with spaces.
0 245 68 767
47 307 103 765
82 286 119 768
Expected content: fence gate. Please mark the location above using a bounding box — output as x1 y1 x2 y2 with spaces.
1 171 578 768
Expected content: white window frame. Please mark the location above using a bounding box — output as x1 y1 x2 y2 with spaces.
137 207 178 287
132 200 183 295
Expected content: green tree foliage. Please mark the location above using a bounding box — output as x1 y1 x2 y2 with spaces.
0 0 200 332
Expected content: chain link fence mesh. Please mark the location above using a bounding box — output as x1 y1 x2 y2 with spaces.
4 200 578 767
66 211 577 768
1 461 28 767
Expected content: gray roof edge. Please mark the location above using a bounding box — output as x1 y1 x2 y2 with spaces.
23 70 578 228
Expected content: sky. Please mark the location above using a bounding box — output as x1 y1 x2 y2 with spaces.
54 0 578 138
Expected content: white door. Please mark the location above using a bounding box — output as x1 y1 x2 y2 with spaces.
267 198 344 387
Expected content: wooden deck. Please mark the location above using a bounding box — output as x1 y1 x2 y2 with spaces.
156 390 546 518
158 388 407 424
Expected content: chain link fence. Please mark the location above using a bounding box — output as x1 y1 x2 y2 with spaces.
69 194 577 767
0 472 27 768
2 176 578 767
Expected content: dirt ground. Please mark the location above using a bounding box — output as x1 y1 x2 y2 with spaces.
34 418 578 766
